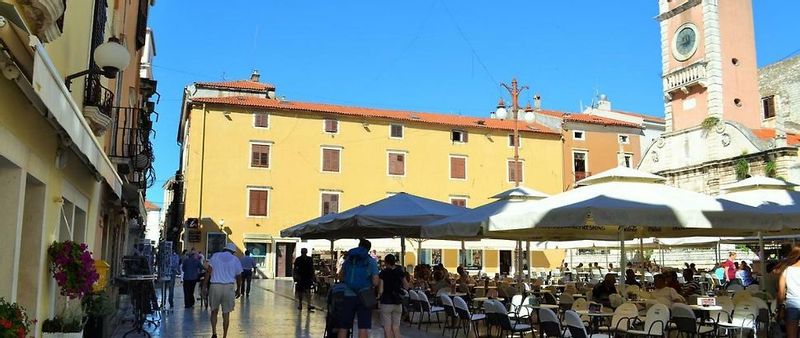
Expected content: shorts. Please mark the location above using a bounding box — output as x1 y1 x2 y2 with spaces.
786 299 800 321
209 283 236 313
338 296 372 329
379 304 402 328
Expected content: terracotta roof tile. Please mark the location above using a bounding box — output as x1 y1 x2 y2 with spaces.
196 80 275 92
752 128 800 145
144 200 161 210
563 114 643 128
609 110 666 124
191 96 561 135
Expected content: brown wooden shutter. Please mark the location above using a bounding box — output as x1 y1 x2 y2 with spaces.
451 199 466 207
255 113 268 127
389 153 405 175
321 193 340 215
508 161 522 182
325 119 338 133
450 157 465 179
251 144 270 167
323 149 340 172
249 190 268 216
462 131 468 142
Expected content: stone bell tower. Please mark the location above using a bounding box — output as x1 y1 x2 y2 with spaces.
657 0 761 132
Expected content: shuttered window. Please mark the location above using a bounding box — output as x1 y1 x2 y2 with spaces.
388 152 406 176
322 148 341 172
248 189 269 216
451 130 468 143
450 156 466 179
324 119 338 133
508 134 519 147
390 124 403 138
254 113 269 128
507 160 523 183
250 144 270 168
321 193 340 216
450 198 467 207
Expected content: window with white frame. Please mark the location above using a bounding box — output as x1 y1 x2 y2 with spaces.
508 134 520 147
321 147 341 173
390 124 404 138
572 130 585 140
451 129 468 143
247 187 270 217
250 142 272 168
320 192 340 216
618 134 630 144
324 118 339 133
449 155 466 180
254 112 269 128
388 151 406 176
507 160 524 183
450 197 468 207
622 153 634 168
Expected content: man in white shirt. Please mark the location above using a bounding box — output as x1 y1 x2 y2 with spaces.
206 243 243 338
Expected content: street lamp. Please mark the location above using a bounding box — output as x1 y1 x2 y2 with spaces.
492 78 541 284
65 37 131 90
491 78 541 187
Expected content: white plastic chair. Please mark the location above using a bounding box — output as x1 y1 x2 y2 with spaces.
439 294 457 336
671 303 715 336
417 291 444 331
627 303 669 337
598 302 638 334
717 300 758 337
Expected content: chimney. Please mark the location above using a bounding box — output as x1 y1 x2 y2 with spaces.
597 94 611 111
250 69 260 82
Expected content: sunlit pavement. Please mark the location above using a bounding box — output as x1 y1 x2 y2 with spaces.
110 279 463 338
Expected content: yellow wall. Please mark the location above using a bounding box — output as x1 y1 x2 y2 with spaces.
484 250 499 269
182 105 564 259
531 249 567 269
443 249 458 269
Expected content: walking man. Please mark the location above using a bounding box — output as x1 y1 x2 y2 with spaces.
165 250 181 308
239 250 257 297
206 243 242 338
181 251 202 308
338 239 380 338
293 248 315 310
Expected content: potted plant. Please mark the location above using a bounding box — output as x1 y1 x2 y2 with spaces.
41 302 84 338
43 241 99 337
0 298 32 338
81 292 114 338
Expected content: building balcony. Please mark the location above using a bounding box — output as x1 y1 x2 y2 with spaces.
575 171 591 182
82 76 114 136
108 106 155 189
662 62 707 100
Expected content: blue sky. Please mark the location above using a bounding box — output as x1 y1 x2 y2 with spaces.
144 1 799 205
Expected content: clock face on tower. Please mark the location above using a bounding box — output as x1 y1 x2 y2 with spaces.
672 23 699 61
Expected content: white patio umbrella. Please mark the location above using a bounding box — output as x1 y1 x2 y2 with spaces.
422 186 549 281
717 175 800 286
487 166 779 280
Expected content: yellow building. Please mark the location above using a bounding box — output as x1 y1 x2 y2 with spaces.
0 0 156 334
176 74 564 277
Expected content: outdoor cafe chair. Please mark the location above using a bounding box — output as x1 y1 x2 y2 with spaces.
538 307 565 338
609 294 625 309
626 303 669 337
564 310 612 338
439 294 458 337
732 290 752 304
483 299 503 337
509 294 525 318
407 290 422 323
417 291 444 332
495 299 534 338
716 300 758 338
670 303 715 337
543 291 559 305
453 296 485 338
597 302 638 335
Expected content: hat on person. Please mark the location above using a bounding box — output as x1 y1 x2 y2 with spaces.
224 243 237 253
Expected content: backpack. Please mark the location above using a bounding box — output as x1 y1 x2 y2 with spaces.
343 254 372 292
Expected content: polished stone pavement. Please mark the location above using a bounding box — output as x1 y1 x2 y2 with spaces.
110 279 470 338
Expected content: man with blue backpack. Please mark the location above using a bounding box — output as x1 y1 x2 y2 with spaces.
337 239 380 338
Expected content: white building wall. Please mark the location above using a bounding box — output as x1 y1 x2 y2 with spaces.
145 209 161 244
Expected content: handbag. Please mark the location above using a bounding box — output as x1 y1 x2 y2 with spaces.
357 287 377 309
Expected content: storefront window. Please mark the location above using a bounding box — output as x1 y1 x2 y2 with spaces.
244 242 269 269
459 249 482 269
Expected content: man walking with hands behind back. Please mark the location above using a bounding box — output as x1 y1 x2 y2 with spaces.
293 248 315 310
206 243 243 338
338 239 380 338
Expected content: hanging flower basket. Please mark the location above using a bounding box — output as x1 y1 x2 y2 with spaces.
47 241 99 299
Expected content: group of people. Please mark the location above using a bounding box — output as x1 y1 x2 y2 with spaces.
715 251 756 286
159 244 258 338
